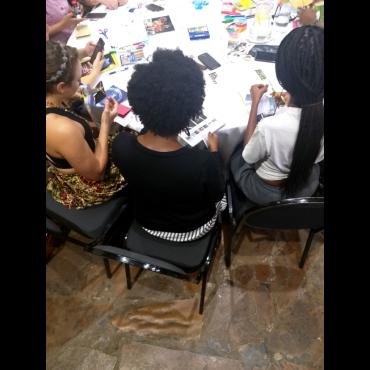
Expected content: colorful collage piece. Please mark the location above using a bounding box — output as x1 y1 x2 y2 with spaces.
118 42 146 66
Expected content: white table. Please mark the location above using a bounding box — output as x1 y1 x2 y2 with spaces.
67 0 295 163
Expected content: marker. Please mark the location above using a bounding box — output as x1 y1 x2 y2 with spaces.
225 14 246 18
224 14 254 19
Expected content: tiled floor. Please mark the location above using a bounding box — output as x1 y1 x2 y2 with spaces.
46 227 324 370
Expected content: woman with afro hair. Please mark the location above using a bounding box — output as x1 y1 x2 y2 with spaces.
112 48 226 242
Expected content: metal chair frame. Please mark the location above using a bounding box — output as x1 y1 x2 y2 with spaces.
92 220 222 314
225 180 324 269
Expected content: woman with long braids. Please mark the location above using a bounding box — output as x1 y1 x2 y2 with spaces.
230 26 324 215
46 41 126 209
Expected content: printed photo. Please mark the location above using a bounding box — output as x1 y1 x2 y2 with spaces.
255 69 267 81
96 85 128 108
102 53 116 70
144 16 175 35
192 113 207 124
119 42 146 66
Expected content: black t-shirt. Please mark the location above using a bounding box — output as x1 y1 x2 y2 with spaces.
112 132 225 232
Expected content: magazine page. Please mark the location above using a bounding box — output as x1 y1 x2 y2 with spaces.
178 113 225 147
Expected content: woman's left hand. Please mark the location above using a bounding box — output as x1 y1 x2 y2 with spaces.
83 41 97 58
91 51 105 72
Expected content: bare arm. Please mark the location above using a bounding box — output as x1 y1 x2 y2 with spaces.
48 12 84 36
243 84 268 145
47 98 118 180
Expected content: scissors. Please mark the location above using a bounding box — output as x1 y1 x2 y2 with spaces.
98 28 108 39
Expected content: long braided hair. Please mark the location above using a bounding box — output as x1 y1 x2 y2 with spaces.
275 26 324 196
46 41 79 94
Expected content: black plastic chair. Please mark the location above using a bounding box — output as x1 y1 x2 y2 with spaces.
225 178 324 269
46 191 132 277
92 219 222 314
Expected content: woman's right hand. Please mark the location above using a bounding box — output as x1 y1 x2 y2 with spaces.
207 132 219 152
101 97 118 126
298 7 317 26
250 84 268 103
61 12 85 28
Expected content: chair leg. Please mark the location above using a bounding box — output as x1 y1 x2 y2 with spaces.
199 269 208 315
124 264 132 289
103 258 112 279
299 229 315 269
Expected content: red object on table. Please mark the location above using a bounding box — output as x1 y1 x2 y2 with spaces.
117 104 132 118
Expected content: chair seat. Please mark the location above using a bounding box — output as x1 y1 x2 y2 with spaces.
46 191 128 239
46 217 63 236
125 221 217 272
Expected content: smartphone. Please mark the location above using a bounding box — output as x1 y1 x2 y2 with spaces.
90 38 105 64
198 53 221 70
93 81 106 104
146 3 164 11
86 12 107 19
248 45 278 59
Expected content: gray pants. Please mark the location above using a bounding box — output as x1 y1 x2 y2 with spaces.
230 147 320 216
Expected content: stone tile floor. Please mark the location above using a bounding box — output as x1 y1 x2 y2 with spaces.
46 227 324 370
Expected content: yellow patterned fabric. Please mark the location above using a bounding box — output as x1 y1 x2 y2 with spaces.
46 161 126 209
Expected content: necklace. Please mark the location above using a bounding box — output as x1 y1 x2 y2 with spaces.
45 99 68 109
46 99 89 124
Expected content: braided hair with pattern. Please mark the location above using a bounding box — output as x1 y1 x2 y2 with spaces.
275 25 324 196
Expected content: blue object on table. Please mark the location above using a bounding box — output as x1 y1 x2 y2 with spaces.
99 28 109 39
192 0 209 10
95 85 128 108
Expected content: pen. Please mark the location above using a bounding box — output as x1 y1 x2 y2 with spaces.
109 68 128 75
273 4 281 19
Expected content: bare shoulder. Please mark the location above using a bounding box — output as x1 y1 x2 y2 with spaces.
46 114 86 153
46 113 84 137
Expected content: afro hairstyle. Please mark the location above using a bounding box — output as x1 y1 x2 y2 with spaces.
127 48 205 137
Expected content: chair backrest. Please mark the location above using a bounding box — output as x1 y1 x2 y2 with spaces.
244 197 324 230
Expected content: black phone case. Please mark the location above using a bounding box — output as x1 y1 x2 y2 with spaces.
90 38 105 64
86 12 107 19
146 4 164 11
198 53 221 70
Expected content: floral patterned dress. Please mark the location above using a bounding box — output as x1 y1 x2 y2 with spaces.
46 106 126 209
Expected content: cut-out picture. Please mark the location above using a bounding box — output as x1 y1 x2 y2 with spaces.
144 16 175 35
101 53 119 72
96 85 128 108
